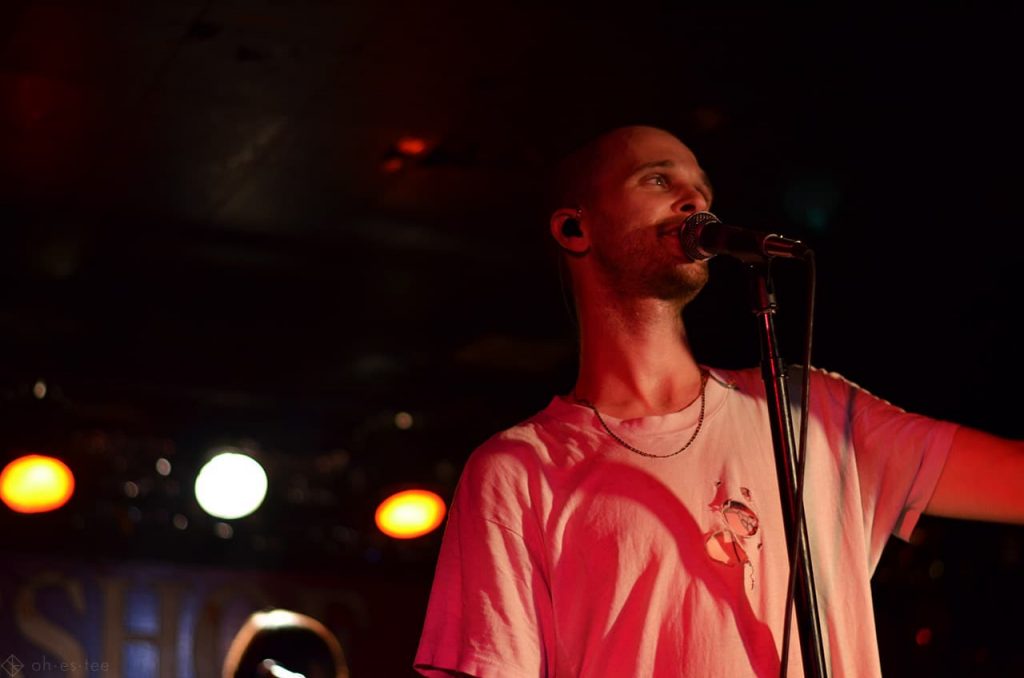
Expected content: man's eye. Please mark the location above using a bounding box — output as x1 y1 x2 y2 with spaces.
644 174 668 187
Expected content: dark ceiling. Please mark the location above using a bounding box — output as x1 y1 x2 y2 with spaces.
1 2 1022 565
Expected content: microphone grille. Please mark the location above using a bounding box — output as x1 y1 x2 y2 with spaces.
679 211 721 261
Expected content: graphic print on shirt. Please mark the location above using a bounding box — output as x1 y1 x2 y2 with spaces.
705 481 762 590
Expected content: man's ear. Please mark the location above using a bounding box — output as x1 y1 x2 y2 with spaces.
550 208 590 256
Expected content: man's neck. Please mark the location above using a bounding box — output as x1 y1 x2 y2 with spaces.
573 296 704 419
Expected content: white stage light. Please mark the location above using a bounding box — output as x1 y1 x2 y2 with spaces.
194 451 268 520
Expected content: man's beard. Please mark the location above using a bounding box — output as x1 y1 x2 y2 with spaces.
593 228 709 305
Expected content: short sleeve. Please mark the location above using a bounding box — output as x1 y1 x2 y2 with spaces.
819 370 958 547
414 443 554 678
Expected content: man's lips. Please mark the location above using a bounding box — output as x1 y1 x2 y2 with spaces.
657 220 686 238
654 220 709 263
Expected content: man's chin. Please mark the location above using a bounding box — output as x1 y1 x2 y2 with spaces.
678 259 710 287
654 262 709 303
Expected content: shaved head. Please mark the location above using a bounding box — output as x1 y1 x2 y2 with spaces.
548 126 688 213
547 125 712 307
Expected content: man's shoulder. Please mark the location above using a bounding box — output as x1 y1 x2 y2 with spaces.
463 396 581 473
709 363 868 404
473 397 566 450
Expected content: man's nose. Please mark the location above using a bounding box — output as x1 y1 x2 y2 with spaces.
673 188 709 215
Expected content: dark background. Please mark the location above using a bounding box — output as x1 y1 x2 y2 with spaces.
1 2 1021 676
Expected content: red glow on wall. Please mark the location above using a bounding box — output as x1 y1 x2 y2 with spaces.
395 136 428 157
381 157 404 173
915 628 932 646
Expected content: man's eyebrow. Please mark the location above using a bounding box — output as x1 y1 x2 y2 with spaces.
630 159 675 175
630 160 714 198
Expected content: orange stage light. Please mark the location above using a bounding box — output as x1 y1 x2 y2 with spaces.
0 454 75 513
375 489 446 539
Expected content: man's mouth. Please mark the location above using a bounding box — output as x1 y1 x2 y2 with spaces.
657 220 686 238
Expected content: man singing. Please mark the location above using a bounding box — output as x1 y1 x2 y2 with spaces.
413 125 1024 677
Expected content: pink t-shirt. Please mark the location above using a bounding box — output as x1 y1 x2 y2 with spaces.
415 367 957 677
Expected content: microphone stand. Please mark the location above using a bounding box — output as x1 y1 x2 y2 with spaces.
747 260 828 678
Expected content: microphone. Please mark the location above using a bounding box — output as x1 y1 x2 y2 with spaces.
679 211 810 263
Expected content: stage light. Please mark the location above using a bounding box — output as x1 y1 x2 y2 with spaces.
375 489 446 539
394 411 413 430
0 454 75 513
194 451 268 520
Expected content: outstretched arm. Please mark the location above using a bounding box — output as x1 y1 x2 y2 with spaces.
925 426 1024 523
